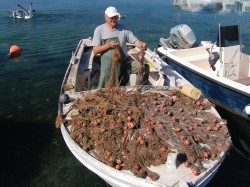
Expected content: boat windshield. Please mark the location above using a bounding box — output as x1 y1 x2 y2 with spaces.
217 24 240 47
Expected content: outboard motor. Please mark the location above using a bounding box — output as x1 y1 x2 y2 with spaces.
159 24 196 49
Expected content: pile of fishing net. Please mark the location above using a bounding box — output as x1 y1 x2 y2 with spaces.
56 86 231 181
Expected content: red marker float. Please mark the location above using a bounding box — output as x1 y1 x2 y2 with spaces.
8 45 22 58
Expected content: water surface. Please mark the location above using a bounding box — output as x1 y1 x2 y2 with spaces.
1 0 250 186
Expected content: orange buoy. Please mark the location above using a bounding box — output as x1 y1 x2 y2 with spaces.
8 45 22 58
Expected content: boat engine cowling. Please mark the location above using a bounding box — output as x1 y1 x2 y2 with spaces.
160 24 196 49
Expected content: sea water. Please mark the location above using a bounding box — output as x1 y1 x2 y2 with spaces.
0 0 250 186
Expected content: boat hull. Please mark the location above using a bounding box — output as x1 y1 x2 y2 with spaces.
162 56 250 121
61 123 225 187
57 38 231 187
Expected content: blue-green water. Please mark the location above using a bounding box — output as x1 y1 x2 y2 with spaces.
0 0 250 186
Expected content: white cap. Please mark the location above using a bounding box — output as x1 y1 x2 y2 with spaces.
105 6 120 17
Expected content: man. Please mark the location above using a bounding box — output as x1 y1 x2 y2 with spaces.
92 6 149 88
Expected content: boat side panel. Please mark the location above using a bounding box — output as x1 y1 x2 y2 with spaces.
164 57 250 120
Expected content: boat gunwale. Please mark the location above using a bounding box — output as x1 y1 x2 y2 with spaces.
158 46 250 96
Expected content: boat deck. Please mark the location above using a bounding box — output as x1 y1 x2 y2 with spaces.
166 45 250 87
169 46 212 71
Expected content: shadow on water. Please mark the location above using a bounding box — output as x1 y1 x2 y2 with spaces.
0 120 52 187
215 105 250 158
0 120 107 187
207 147 250 187
207 105 250 187
1 118 250 186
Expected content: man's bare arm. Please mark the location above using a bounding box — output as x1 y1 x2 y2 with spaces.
93 41 119 55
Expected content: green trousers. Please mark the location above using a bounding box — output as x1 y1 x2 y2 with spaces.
98 38 149 88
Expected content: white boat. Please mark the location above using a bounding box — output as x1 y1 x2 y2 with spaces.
157 22 250 154
56 38 231 187
9 2 34 20
172 0 250 13
158 22 250 119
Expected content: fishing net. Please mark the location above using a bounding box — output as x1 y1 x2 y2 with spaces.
56 86 231 181
107 45 121 88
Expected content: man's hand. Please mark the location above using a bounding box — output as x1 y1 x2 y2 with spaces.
134 40 147 51
109 41 119 49
141 42 147 51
